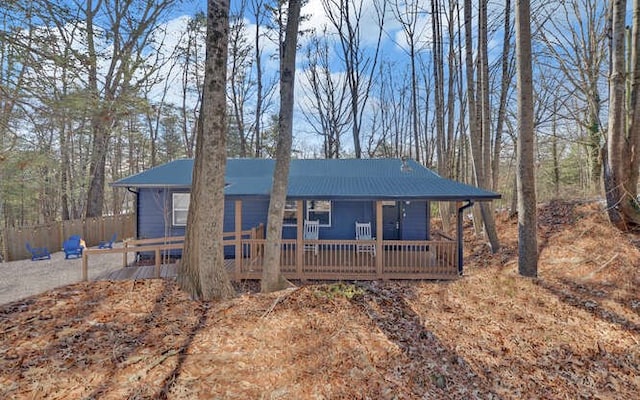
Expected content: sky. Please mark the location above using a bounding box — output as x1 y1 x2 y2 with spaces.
33 0 610 156
150 0 449 154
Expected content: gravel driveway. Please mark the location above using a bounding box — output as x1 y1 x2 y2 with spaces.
0 245 125 305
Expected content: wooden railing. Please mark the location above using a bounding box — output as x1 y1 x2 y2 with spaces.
232 239 458 280
83 225 458 281
82 225 264 281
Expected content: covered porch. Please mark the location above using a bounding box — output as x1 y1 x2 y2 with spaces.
226 198 467 281
88 198 466 281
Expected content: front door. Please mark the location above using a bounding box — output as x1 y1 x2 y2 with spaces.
382 202 400 240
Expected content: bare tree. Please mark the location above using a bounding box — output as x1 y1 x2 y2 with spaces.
515 0 538 277
537 0 608 192
252 0 268 157
177 13 206 158
392 0 425 162
261 0 302 293
492 0 514 192
300 31 350 158
321 0 385 158
84 0 178 218
228 0 255 157
179 0 235 300
464 0 500 251
603 0 640 229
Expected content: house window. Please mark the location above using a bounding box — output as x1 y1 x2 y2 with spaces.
172 193 190 226
283 200 298 226
306 200 331 227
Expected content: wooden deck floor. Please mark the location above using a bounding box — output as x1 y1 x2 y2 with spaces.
95 264 179 281
95 260 241 281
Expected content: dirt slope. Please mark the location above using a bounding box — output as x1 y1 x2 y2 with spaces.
0 201 638 399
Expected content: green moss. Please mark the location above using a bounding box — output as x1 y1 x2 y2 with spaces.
314 283 365 300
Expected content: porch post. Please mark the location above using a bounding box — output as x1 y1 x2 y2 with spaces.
296 200 304 279
235 199 242 280
457 200 474 275
376 200 383 278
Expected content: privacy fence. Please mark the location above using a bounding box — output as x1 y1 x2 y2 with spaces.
0 214 135 262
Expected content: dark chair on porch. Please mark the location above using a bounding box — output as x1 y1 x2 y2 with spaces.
304 220 319 255
355 221 376 257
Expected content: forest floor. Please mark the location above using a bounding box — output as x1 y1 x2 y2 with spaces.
1 201 638 399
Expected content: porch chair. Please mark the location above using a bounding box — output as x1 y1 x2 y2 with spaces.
25 242 51 261
63 235 84 259
98 233 117 249
355 221 376 257
303 220 320 256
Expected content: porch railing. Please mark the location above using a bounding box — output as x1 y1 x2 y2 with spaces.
82 226 458 281
233 238 458 280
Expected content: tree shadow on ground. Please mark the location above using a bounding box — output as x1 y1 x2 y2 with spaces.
352 282 497 398
157 301 209 399
535 277 640 334
80 280 184 398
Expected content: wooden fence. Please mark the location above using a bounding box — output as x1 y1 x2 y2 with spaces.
0 214 135 262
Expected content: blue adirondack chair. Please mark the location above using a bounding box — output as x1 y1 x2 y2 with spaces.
25 242 51 261
63 236 83 259
98 233 117 249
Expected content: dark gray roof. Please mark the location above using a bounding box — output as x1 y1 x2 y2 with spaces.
112 158 500 201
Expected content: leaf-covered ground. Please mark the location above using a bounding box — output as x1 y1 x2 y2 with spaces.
1 201 639 399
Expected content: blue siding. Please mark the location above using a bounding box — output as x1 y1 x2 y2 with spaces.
327 201 375 239
136 191 430 259
223 197 271 232
400 200 428 240
137 188 187 239
241 198 270 230
137 188 187 259
137 193 429 241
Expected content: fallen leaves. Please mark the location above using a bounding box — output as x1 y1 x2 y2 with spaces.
0 201 639 398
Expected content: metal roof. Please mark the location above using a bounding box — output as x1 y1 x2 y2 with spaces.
112 158 500 201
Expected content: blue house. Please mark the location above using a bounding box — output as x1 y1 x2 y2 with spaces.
112 158 499 280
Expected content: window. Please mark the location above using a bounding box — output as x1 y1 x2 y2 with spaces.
283 200 298 226
172 193 190 226
306 200 331 227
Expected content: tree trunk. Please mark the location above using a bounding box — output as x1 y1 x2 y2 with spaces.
85 121 111 218
552 110 561 198
515 0 538 277
464 0 500 252
84 0 105 219
261 0 301 293
492 0 512 192
478 0 500 251
179 0 235 301
603 0 640 230
253 0 264 158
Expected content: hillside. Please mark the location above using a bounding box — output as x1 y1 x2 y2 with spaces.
1 201 638 399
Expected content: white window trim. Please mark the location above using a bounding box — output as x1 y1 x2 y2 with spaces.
306 200 332 227
172 193 190 226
